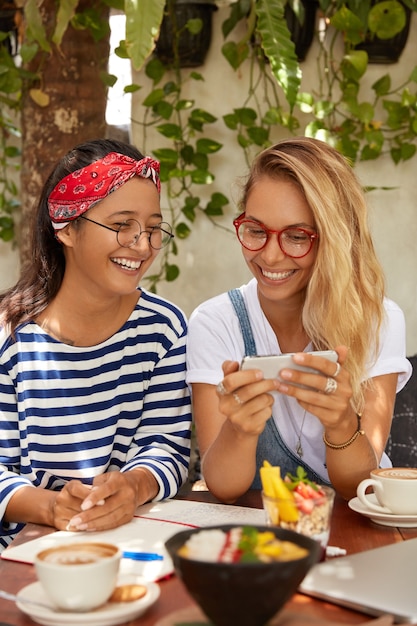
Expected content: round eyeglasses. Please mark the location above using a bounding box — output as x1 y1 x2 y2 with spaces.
233 213 318 258
80 216 174 250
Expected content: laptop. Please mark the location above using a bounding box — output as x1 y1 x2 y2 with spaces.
299 537 417 623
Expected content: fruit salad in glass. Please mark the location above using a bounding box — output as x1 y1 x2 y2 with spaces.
261 463 335 559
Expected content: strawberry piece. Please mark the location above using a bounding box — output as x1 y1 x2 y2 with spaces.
293 484 317 514
294 483 317 499
298 498 314 514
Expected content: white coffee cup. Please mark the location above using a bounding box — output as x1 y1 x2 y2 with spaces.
356 467 417 515
35 541 121 612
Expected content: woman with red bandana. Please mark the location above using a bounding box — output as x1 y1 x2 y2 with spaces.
0 139 191 551
186 137 411 503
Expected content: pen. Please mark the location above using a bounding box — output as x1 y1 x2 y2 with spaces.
122 551 163 561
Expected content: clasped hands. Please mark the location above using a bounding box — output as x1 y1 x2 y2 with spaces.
215 347 353 435
52 468 156 533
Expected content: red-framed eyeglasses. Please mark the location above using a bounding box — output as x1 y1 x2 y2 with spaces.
233 213 318 258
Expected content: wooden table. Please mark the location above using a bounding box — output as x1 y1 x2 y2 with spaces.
1 489 416 625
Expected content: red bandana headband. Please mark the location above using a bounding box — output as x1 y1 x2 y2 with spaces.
48 152 161 230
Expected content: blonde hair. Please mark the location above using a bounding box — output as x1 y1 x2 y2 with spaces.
240 137 385 412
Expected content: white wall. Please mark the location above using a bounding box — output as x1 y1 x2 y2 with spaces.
0 241 19 290
131 8 417 356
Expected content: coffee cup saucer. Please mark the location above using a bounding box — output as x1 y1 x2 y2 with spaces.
16 574 160 626
348 493 417 527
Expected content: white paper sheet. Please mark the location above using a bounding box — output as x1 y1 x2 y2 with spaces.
137 498 265 527
1 499 265 581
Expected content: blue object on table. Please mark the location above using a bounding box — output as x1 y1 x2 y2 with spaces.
122 551 163 561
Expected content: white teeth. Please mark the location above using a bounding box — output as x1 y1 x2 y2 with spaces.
262 269 294 280
111 257 141 270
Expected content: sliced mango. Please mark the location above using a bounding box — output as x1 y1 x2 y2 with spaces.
260 461 299 523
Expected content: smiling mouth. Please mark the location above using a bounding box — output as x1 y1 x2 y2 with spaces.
262 269 296 281
111 257 142 271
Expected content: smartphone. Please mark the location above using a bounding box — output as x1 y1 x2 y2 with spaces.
240 350 338 380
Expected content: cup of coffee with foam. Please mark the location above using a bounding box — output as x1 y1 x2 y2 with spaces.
356 467 417 515
35 542 121 611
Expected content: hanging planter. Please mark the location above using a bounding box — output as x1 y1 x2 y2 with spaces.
285 0 318 62
251 0 318 64
355 0 412 64
155 0 217 68
0 1 19 56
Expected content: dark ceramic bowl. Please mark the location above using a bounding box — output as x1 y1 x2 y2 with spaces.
165 524 321 626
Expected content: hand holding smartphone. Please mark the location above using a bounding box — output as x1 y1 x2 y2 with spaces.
240 350 338 381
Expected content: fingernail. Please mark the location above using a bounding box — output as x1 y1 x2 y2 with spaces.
81 497 105 511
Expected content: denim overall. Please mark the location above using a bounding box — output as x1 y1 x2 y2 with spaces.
228 289 331 488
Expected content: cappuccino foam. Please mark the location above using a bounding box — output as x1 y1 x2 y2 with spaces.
39 542 117 566
373 468 417 480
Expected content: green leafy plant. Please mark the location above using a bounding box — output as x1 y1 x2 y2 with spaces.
219 0 304 167
0 0 171 249
131 55 228 290
0 1 111 245
218 0 417 165
0 0 227 288
220 0 302 110
2 0 417 291
127 0 230 289
301 0 417 164
0 14 24 243
0 119 19 244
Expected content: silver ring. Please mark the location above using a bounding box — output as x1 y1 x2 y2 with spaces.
233 392 243 405
333 362 341 378
216 381 228 396
324 377 338 395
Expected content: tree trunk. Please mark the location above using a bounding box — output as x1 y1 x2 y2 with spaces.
19 0 110 265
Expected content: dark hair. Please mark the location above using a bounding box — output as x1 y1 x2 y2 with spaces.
0 139 145 334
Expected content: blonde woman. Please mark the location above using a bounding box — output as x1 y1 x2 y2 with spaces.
187 137 411 502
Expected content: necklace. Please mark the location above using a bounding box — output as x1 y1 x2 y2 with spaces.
282 395 307 457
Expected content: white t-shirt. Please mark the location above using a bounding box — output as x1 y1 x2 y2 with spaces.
186 278 412 482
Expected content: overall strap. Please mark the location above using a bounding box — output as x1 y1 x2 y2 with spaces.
253 419 332 488
228 289 257 357
227 289 328 488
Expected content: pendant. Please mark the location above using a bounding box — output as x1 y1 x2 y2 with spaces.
296 441 303 457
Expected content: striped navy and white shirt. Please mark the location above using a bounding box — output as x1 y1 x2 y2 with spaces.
0 290 192 550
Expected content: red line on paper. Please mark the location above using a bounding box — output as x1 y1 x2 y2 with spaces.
133 514 199 529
